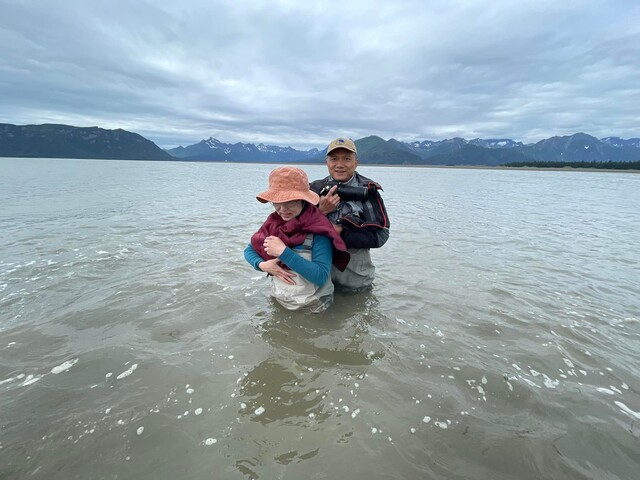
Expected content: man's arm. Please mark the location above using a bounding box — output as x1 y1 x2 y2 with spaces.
339 187 390 249
341 225 389 249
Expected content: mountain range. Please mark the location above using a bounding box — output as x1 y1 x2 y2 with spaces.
169 133 640 165
1 123 639 165
0 123 172 160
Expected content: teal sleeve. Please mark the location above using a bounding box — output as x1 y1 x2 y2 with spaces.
244 244 264 271
278 234 332 286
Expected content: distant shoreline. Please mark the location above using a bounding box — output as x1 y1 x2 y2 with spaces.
298 163 640 174
360 164 640 173
2 156 639 173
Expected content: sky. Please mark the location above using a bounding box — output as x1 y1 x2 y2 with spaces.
1 0 639 150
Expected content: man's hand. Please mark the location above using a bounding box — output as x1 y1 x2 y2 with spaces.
318 185 340 214
258 258 296 285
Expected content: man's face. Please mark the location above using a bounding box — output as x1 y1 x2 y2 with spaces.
326 148 358 182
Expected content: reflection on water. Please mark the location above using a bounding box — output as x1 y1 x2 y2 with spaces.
232 292 386 477
1 159 639 480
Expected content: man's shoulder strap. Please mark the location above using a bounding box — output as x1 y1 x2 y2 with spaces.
354 172 382 190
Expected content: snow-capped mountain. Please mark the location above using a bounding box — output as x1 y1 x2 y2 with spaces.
167 133 640 165
468 138 524 149
600 137 640 148
168 137 320 162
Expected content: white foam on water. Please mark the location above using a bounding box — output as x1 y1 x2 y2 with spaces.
371 427 378 434
105 408 112 414
520 376 541 389
609 386 622 394
309 413 315 419
204 438 217 446
254 406 265 416
422 416 431 424
542 374 559 389
240 403 247 410
116 364 138 380
194 408 203 415
481 376 487 384
580 370 587 376
186 388 194 394
563 358 575 368
0 377 16 385
435 421 448 429
342 406 349 413
597 388 616 395
21 375 41 386
351 408 360 418
622 383 629 390
136 426 144 436
512 363 522 371
614 401 640 420
51 358 78 374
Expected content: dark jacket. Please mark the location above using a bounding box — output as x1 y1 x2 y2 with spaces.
310 172 390 249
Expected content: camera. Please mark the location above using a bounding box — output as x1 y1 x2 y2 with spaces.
319 181 369 201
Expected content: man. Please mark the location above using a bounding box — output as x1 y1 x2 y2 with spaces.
310 137 390 291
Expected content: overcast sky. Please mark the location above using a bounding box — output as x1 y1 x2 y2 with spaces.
1 0 638 149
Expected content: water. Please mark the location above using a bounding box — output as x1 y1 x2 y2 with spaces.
1 158 639 480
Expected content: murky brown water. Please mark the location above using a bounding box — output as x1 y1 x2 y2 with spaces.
1 158 639 479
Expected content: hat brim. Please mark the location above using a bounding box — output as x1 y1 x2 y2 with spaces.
256 189 319 205
327 145 357 155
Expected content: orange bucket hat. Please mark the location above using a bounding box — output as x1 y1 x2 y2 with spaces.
256 167 320 204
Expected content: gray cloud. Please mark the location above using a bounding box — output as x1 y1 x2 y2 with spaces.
1 0 638 149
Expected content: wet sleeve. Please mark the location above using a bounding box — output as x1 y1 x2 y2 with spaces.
277 235 332 286
341 226 389 249
244 244 264 271
339 189 390 248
